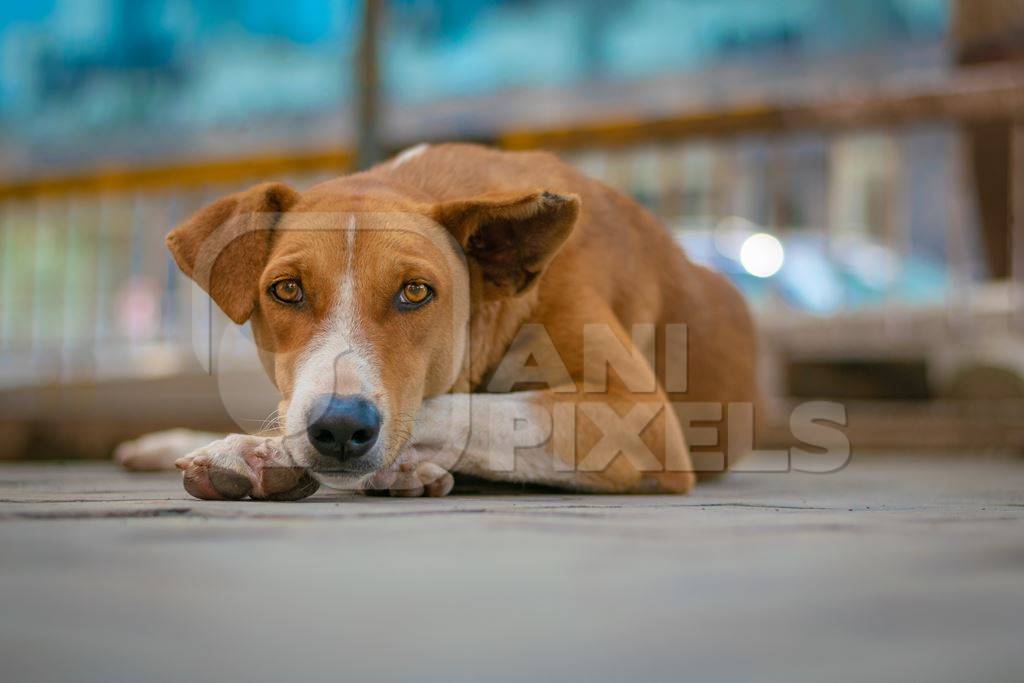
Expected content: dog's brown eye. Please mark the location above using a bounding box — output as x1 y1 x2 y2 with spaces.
399 281 433 307
270 279 303 304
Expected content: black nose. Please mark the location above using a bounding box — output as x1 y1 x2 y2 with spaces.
306 394 381 462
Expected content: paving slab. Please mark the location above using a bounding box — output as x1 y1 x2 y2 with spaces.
1 452 1023 683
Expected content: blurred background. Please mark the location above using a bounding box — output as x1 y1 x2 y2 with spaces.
0 0 1021 460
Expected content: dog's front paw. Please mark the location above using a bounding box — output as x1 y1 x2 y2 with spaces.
175 435 319 502
362 461 454 498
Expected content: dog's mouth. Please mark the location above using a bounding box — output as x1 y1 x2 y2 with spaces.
307 456 388 491
308 451 382 477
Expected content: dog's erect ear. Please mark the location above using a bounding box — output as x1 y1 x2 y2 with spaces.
166 182 299 324
433 190 580 297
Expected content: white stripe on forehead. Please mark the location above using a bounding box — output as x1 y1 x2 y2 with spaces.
391 143 429 168
286 215 381 430
340 212 356 312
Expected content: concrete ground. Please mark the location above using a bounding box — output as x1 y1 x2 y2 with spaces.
1 451 1022 683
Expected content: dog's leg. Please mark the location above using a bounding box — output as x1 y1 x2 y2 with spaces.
174 434 319 501
115 429 225 471
380 308 695 495
399 386 694 494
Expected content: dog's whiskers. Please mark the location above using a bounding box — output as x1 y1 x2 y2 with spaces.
258 409 282 434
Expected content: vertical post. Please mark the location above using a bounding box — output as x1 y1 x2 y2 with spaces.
94 195 112 361
946 130 973 339
953 0 1024 280
61 198 80 383
355 0 383 170
0 203 9 352
884 129 910 341
1012 122 1024 331
30 200 48 374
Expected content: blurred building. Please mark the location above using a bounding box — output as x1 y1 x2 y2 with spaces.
1 0 948 172
1 0 1022 458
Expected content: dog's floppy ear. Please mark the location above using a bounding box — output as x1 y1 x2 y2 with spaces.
433 190 580 297
166 182 299 323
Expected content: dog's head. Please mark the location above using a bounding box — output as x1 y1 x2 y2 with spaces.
166 177 578 486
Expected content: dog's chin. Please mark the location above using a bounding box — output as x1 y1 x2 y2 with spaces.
304 449 386 491
310 470 370 491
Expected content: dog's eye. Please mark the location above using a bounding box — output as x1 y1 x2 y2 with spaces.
270 279 303 304
398 281 433 308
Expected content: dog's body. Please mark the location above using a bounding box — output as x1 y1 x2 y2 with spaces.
117 143 757 498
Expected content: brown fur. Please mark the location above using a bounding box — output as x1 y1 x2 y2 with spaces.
165 143 757 496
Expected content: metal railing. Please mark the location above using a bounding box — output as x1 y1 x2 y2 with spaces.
0 162 350 387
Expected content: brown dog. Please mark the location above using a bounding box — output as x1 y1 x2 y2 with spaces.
118 143 757 499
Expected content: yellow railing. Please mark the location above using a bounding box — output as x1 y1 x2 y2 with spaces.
0 149 355 201
500 62 1024 150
